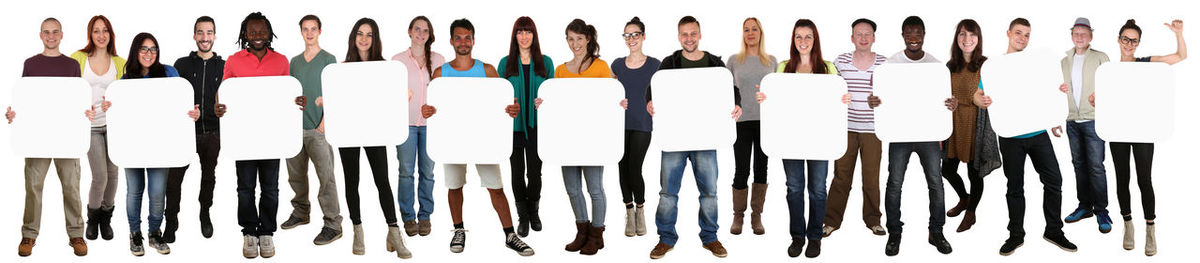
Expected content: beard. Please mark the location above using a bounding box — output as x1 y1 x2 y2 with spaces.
455 46 471 56
197 41 212 53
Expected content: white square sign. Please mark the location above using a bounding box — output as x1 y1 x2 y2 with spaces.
873 63 953 142
1095 62 1174 143
9 77 92 158
217 76 303 160
321 61 410 147
649 67 736 152
759 73 848 160
536 78 625 165
105 78 197 168
426 77 514 164
980 49 1068 138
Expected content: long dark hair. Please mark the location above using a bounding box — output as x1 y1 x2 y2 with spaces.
236 12 276 50
565 18 599 71
80 15 117 55
345 18 384 62
409 16 435 78
784 19 828 74
947 19 987 72
503 16 547 78
123 33 166 79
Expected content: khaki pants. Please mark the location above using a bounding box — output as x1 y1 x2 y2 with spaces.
824 132 883 229
285 129 343 230
22 158 85 239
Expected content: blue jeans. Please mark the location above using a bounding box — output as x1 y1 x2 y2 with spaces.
563 166 605 227
126 168 168 233
1065 121 1108 214
397 126 435 222
236 160 280 236
655 150 719 246
783 159 828 240
884 142 946 234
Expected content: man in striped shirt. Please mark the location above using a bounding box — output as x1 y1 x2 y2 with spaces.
823 18 889 239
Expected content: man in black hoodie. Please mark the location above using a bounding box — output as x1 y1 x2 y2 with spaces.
164 16 224 243
646 16 741 260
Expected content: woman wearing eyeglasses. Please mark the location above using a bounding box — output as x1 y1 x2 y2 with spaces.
611 16 659 238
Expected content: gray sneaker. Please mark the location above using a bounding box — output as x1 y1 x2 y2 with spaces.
148 230 171 255
258 235 275 258
280 215 309 230
314 227 342 245
242 235 259 258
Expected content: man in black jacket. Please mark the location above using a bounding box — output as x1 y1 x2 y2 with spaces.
164 16 224 243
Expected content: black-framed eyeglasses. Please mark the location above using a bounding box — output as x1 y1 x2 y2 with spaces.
1119 36 1140 46
138 46 159 54
622 32 643 40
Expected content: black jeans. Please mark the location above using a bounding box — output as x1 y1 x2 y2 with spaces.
942 156 982 211
884 142 945 234
999 133 1064 239
1111 142 1155 220
733 121 768 189
510 128 542 205
236 159 280 236
618 130 651 204
339 146 396 225
166 132 220 221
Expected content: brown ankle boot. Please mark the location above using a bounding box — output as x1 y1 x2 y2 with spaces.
565 222 590 252
750 183 768 235
957 211 976 232
69 237 87 256
730 188 748 235
580 226 605 255
947 198 969 217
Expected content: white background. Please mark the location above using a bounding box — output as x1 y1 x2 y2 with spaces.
1 0 1196 262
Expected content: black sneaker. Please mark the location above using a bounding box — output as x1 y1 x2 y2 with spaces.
805 239 821 258
1043 234 1077 252
313 227 342 245
449 228 467 253
928 233 952 254
885 234 901 256
787 238 804 257
505 233 535 256
999 237 1023 256
280 215 309 230
130 232 145 256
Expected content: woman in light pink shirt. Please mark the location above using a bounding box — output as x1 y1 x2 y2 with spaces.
391 16 445 237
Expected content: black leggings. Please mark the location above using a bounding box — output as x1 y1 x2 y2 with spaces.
339 146 396 225
733 121 768 189
1111 142 1155 221
510 129 542 204
943 157 983 211
618 130 651 204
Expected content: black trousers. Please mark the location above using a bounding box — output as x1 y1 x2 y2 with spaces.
999 133 1064 239
510 128 542 205
618 130 651 204
1111 142 1155 220
733 121 768 189
339 146 396 225
166 132 221 221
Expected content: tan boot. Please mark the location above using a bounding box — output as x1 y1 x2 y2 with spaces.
730 187 748 235
386 226 412 258
750 183 768 235
69 237 87 256
1145 223 1157 256
351 225 364 255
17 238 34 257
624 206 636 237
634 205 647 236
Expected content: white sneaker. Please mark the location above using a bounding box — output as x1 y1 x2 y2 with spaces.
242 235 259 258
258 235 275 258
1122 220 1135 250
1145 223 1157 256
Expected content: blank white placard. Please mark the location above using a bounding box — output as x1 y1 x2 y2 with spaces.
873 63 953 142
980 49 1068 138
321 61 410 147
9 77 92 158
649 67 736 152
426 77 514 164
1095 62 1174 143
536 78 625 165
759 73 848 160
217 76 303 160
105 78 197 168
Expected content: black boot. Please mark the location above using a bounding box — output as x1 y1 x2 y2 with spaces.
99 206 115 240
529 200 543 232
515 201 530 237
86 207 100 240
200 208 214 238
163 214 178 243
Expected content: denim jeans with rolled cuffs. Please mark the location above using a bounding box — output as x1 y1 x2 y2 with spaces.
564 166 606 227
126 168 168 233
784 159 828 240
1065 121 1108 215
397 126 436 222
884 142 946 235
655 150 719 246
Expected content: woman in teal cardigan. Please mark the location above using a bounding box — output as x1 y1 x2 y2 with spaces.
497 16 554 238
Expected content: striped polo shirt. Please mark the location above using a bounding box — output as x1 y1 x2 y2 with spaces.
834 52 887 133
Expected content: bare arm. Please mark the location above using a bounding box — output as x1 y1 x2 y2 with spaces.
1150 20 1187 65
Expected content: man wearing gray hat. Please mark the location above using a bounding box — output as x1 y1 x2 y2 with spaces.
1059 17 1112 234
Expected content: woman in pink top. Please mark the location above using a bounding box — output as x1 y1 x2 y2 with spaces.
391 16 445 237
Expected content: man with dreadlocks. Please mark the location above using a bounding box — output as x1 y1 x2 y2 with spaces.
213 11 307 259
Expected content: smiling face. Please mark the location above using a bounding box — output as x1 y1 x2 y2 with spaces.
901 25 924 53
1007 24 1030 52
1071 26 1092 50
137 38 157 68
516 30 533 50
677 22 701 53
450 27 474 56
245 19 269 51
851 23 875 52
410 19 430 47
194 21 215 53
566 30 588 57
40 20 63 50
794 26 814 56
300 20 320 46
623 24 643 53
743 19 761 47
91 21 110 51
1118 28 1140 57
957 28 978 56
355 23 374 54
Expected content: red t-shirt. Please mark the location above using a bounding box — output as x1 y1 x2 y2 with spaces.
223 49 288 80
